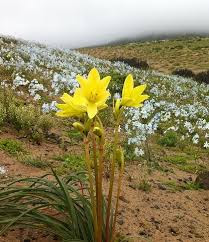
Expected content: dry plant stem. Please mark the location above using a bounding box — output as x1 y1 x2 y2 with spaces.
92 134 99 221
84 136 98 241
105 119 120 242
97 136 105 242
111 165 124 242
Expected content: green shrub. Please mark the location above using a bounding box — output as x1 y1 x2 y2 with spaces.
67 129 83 144
0 139 24 155
7 104 38 131
38 114 54 135
54 154 85 174
7 103 53 143
172 68 195 78
158 131 178 147
136 180 151 192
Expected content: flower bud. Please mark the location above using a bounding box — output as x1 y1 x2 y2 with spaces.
73 122 84 133
114 99 121 119
93 126 104 138
84 119 93 132
116 147 124 169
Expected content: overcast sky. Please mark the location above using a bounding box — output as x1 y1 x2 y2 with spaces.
0 0 209 48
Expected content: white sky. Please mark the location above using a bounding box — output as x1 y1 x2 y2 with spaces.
0 0 209 48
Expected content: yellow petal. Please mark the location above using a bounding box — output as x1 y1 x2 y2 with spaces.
130 103 143 108
87 102 98 119
56 103 68 110
134 94 149 103
121 97 132 106
122 74 134 98
76 75 87 89
88 68 100 82
132 84 147 96
74 90 87 104
60 93 73 104
97 91 110 103
101 76 111 89
98 103 108 110
56 110 72 117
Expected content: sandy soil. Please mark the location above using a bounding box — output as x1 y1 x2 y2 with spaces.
0 134 209 242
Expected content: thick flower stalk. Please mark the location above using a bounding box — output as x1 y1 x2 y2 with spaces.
106 74 149 242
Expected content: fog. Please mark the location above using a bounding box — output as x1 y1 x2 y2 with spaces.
0 0 209 48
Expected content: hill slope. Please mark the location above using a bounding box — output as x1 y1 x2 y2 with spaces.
0 35 209 241
79 36 209 74
0 35 208 152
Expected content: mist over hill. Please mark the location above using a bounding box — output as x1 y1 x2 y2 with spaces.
80 32 209 48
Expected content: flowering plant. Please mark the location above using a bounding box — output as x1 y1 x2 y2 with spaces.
56 67 149 241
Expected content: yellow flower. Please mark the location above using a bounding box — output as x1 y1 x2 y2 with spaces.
121 74 149 107
56 93 86 117
76 68 111 119
56 68 111 119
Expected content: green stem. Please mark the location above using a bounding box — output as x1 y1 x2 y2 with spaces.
92 134 99 226
111 164 124 242
105 119 120 242
84 136 98 241
97 136 104 242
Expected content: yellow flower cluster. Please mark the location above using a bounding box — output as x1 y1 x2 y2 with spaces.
56 68 149 119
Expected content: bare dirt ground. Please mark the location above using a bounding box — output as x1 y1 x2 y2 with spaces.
0 133 209 242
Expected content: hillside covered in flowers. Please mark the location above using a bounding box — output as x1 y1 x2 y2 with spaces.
0 35 209 155
0 35 209 241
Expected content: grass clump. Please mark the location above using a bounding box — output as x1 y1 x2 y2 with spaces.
0 139 24 155
165 154 207 174
166 155 188 165
158 131 178 147
179 163 207 174
67 130 83 144
137 180 151 192
163 180 202 191
130 180 151 192
54 154 85 174
7 103 53 143
182 181 202 190
20 155 48 168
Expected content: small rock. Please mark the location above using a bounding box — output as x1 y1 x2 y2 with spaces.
153 204 160 209
119 196 130 203
195 171 209 189
128 184 136 190
183 177 192 183
158 183 167 190
185 195 192 200
151 217 161 224
118 219 124 225
188 176 193 181
169 226 179 235
139 230 146 236
138 229 150 238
